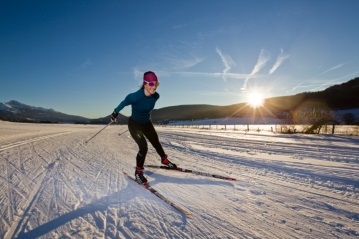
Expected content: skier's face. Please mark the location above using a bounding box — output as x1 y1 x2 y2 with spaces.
144 81 159 95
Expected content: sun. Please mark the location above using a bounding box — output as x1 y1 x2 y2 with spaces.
246 91 264 108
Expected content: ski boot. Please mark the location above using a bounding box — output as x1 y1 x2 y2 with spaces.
161 155 177 169
135 167 148 184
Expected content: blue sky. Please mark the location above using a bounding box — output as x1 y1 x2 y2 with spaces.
1 0 359 118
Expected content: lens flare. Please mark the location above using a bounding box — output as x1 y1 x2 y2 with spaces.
246 91 264 108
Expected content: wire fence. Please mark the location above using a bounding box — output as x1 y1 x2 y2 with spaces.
161 124 359 136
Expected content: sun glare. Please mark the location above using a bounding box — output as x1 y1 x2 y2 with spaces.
246 91 264 108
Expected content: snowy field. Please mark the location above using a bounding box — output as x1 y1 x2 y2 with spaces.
0 120 358 239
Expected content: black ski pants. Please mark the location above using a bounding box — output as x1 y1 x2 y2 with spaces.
128 117 166 168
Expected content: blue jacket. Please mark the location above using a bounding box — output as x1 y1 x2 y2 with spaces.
114 89 159 123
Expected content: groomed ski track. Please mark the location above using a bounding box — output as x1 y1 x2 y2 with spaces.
0 121 358 238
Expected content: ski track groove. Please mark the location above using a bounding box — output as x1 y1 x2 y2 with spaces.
159 131 359 163
7 157 59 238
0 132 72 152
56 170 83 209
5 160 14 225
160 131 359 192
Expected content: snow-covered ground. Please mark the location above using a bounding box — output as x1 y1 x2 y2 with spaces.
0 121 358 239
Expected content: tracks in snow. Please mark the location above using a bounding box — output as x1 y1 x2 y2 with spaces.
0 132 72 152
1 123 359 238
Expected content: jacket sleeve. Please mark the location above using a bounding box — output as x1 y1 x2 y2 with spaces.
114 94 133 113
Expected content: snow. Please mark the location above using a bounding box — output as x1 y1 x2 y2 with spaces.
0 103 16 113
0 121 358 239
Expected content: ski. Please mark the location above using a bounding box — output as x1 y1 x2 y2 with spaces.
123 172 192 216
145 165 237 181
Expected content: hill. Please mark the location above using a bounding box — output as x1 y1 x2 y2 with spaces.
152 77 359 122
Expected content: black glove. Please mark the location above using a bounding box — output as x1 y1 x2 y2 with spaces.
111 111 118 122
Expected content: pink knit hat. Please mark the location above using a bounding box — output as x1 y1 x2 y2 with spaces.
143 71 158 82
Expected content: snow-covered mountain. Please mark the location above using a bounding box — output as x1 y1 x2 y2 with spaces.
0 100 57 114
0 100 90 123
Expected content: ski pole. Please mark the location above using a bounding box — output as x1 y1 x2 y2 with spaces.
118 129 129 136
85 121 113 144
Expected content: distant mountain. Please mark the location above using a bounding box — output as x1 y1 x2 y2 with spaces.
1 77 358 124
151 77 359 122
265 77 359 112
0 100 89 123
0 100 126 124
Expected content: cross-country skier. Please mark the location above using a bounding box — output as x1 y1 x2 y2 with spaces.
110 71 177 184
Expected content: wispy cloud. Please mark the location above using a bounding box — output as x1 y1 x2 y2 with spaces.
133 68 144 83
319 63 345 76
160 50 205 70
313 71 359 91
216 48 236 82
287 82 318 93
269 49 289 75
153 48 286 87
242 49 270 90
171 57 205 70
170 71 248 79
287 71 359 94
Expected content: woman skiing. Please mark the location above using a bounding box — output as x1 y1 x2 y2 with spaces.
111 71 177 184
